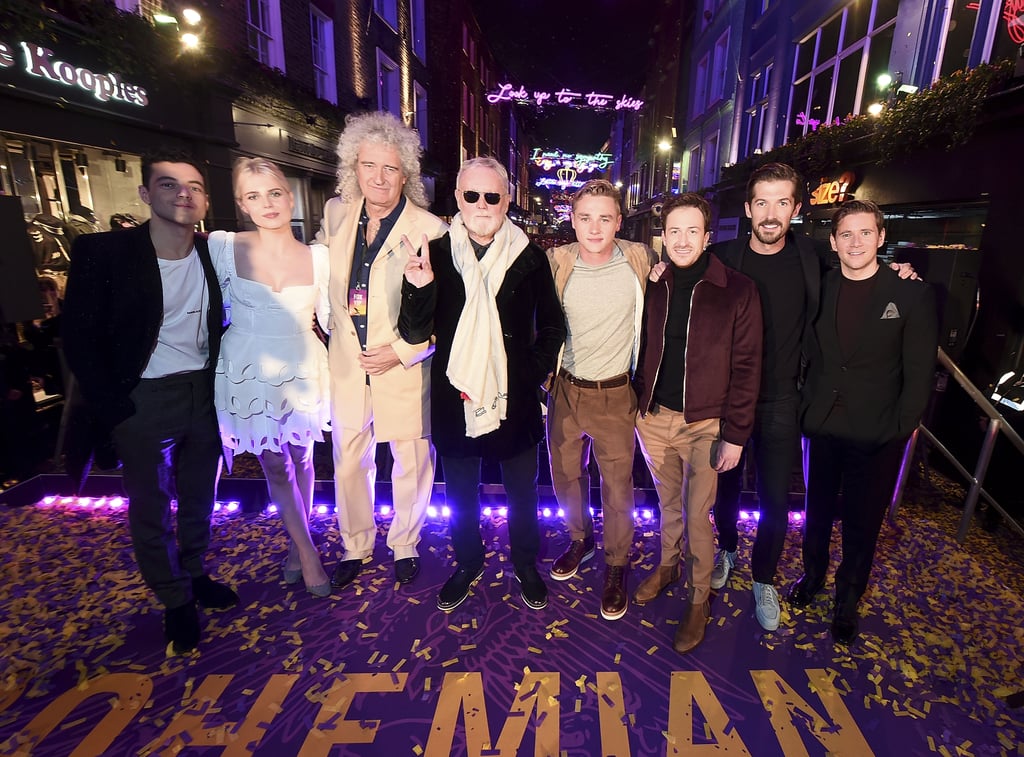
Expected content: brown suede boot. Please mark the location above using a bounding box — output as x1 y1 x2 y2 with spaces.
633 564 682 605
673 598 710 654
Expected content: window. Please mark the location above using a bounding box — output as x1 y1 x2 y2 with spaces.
693 54 709 116
247 0 285 72
310 8 336 104
410 0 427 62
710 29 730 103
413 82 428 148
786 0 896 142
701 132 719 189
461 82 469 124
686 145 701 192
374 0 398 31
743 65 772 159
376 49 401 116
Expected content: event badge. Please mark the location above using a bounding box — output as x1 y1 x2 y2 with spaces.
348 288 367 317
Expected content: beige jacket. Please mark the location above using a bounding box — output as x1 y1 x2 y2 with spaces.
318 195 447 440
547 239 657 374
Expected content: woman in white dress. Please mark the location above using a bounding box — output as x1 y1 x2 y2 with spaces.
210 158 332 596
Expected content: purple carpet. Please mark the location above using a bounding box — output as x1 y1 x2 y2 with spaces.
0 472 1021 756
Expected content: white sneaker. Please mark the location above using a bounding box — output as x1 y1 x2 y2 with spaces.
753 581 780 631
709 550 735 590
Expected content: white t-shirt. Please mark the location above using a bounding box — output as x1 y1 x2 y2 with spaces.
141 247 210 378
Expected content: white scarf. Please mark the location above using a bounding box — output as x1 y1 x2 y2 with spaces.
446 213 529 438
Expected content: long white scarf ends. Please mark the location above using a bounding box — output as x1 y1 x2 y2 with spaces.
446 214 529 438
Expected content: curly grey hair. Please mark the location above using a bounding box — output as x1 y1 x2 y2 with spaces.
335 111 428 208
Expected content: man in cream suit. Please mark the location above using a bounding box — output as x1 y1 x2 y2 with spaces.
317 111 446 589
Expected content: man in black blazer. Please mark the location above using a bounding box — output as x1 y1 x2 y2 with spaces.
63 148 237 653
790 199 937 644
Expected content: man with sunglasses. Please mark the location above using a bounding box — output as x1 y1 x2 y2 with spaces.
399 157 565 612
545 179 658 621
317 111 447 591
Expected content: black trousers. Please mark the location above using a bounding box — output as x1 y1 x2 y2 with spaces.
713 393 801 583
802 433 906 616
441 445 541 572
111 371 221 609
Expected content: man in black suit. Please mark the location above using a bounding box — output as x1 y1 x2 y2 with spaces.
790 199 937 644
63 148 238 653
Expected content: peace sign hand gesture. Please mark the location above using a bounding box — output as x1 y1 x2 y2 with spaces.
402 233 433 288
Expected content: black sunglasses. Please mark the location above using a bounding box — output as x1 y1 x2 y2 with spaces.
461 190 503 205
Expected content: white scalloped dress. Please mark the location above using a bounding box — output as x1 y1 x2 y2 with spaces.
209 230 331 456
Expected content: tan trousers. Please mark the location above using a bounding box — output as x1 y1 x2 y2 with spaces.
635 409 720 603
546 373 637 566
333 385 435 561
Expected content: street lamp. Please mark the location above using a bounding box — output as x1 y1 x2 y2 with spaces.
658 139 671 152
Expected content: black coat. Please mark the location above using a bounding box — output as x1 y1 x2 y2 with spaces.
708 230 832 381
400 233 565 459
62 222 224 430
801 264 937 444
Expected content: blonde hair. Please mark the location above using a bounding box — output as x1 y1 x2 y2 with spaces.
335 111 429 208
232 157 291 199
572 179 622 212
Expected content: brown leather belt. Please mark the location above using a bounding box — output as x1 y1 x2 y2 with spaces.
558 368 629 390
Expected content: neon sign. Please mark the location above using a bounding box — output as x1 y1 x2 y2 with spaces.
535 168 584 190
1003 0 1024 43
809 171 856 206
0 39 149 107
487 83 643 111
530 148 614 174
795 112 841 132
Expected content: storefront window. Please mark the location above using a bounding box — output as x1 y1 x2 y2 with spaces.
1 134 144 259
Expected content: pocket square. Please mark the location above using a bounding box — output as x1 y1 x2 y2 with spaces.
881 302 900 319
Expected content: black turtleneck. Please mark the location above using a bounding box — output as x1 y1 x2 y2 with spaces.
653 253 709 412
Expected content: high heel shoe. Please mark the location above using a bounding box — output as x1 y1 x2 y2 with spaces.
306 581 332 598
282 562 303 585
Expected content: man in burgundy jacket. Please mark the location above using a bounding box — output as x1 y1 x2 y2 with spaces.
633 192 762 654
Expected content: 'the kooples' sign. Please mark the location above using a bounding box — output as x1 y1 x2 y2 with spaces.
0 39 149 107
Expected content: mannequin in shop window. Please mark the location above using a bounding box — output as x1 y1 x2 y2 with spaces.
208 157 332 597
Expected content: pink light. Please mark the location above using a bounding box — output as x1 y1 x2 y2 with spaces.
632 508 639 519
441 506 451 518
541 507 552 518
76 497 92 507
588 507 595 516
642 509 653 521
59 497 75 506
557 508 565 518
791 512 803 522
109 497 124 508
267 504 278 514
482 507 492 517
42 495 57 505
379 505 392 516
226 501 240 513
213 501 222 511
739 510 750 521
498 507 508 518
753 511 760 521
315 504 328 515
426 505 438 518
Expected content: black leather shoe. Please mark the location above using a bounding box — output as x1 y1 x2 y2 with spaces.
437 564 484 612
787 575 824 609
395 557 421 585
514 564 548 610
331 559 362 589
191 575 239 610
165 600 200 653
831 614 858 645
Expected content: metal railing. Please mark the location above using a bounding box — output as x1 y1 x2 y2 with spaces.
889 348 1024 543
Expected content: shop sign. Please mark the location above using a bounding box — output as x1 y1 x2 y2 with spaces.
808 171 856 206
0 39 149 107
